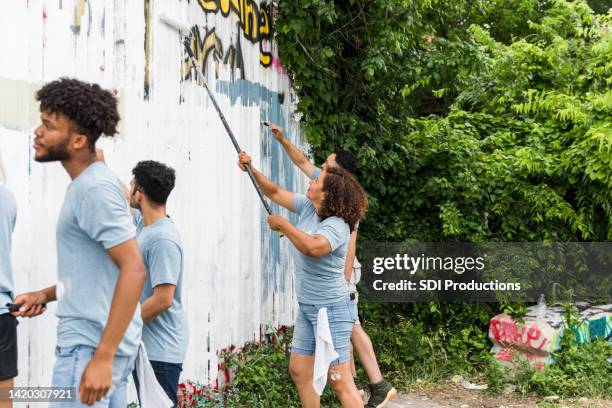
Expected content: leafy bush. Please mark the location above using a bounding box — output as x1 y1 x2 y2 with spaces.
511 341 612 398
276 0 612 243
222 326 341 407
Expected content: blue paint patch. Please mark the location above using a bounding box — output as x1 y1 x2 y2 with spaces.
216 79 305 304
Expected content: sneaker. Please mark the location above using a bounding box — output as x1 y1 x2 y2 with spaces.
365 379 397 408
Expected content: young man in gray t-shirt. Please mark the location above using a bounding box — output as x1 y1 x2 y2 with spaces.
13 78 145 407
98 151 188 407
128 160 188 407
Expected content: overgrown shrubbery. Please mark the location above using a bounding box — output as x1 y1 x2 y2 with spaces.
356 302 496 388
277 0 612 243
484 338 612 398
522 341 612 398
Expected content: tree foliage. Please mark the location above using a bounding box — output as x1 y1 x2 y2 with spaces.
276 0 612 243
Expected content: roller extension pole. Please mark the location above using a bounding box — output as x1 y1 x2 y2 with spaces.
160 14 275 217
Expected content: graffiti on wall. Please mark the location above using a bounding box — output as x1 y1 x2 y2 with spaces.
181 25 246 82
196 0 274 67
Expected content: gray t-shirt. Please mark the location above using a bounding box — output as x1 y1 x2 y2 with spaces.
310 166 361 289
291 194 350 305
0 186 17 314
56 162 142 357
133 210 188 364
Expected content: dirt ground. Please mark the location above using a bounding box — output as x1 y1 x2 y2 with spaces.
384 384 611 408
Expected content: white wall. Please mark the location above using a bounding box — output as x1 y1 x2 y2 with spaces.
0 0 305 396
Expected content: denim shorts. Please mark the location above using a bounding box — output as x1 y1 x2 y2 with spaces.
50 345 136 408
291 297 357 365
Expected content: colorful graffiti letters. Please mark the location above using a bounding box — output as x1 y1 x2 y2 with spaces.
197 0 273 67
181 26 247 81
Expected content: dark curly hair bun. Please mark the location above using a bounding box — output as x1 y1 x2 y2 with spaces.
36 77 119 149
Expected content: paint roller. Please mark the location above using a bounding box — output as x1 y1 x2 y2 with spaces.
160 13 283 232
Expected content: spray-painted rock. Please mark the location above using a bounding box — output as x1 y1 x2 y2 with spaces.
489 313 562 357
488 305 611 371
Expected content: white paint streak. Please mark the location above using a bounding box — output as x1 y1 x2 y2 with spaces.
0 0 306 397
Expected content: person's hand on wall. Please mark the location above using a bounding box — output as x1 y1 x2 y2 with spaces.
267 123 284 141
11 291 48 317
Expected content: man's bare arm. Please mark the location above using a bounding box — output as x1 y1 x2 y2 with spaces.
344 230 358 282
268 124 316 178
78 239 145 404
12 285 56 317
141 284 176 324
96 239 145 358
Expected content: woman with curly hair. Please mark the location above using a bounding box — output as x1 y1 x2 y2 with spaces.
238 151 368 407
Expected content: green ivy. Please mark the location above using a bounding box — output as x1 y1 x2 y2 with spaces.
276 0 611 243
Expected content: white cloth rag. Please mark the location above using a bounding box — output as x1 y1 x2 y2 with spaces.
313 307 339 395
135 343 174 408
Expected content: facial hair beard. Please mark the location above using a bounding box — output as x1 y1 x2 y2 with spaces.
130 192 141 211
35 139 71 162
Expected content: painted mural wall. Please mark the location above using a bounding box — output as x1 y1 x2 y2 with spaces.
0 0 305 391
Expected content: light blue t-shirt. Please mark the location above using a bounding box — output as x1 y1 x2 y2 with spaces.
310 167 321 180
133 210 188 364
56 162 142 357
291 194 350 305
0 186 17 315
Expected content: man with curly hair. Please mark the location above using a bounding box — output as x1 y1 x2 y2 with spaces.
13 78 145 407
128 160 188 407
265 123 397 408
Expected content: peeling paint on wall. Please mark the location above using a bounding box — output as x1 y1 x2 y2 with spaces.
0 0 304 390
71 0 86 34
144 0 152 99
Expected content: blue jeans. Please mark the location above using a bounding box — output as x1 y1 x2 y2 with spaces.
133 360 183 407
49 345 136 408
291 297 356 365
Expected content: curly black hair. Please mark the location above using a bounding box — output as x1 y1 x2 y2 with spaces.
318 166 368 232
132 161 176 206
334 149 358 175
36 78 119 150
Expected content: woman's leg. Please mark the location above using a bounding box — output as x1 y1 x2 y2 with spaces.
289 353 319 408
328 362 363 407
327 299 364 407
290 304 320 407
